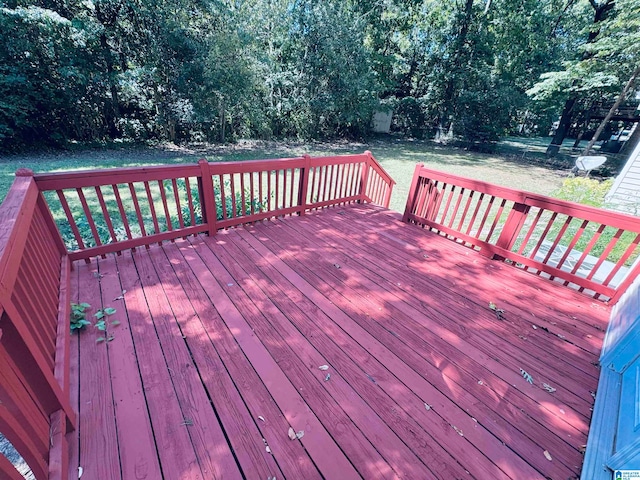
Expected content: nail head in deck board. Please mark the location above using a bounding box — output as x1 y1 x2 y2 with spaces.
94 257 163 480
184 237 359 480
113 252 205 480
130 249 243 479
76 262 122 480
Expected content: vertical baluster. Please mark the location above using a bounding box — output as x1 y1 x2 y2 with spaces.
112 184 133 242
249 171 255 216
158 180 173 233
267 171 272 211
240 172 246 217
56 190 86 250
94 186 118 248
275 170 280 210
484 198 508 243
526 212 559 270
229 174 237 218
447 188 466 229
473 195 496 240
456 190 475 232
602 233 640 287
289 168 295 213
184 177 197 228
258 171 264 213
171 178 185 230
128 183 148 244
76 187 104 255
219 174 227 220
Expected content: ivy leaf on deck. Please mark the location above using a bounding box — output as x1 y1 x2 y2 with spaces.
103 307 117 315
96 337 105 343
95 320 106 331
93 310 105 320
520 368 534 384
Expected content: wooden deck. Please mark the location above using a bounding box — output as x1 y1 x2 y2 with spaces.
68 203 610 480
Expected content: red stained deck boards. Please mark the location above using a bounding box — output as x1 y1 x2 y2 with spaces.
68 204 609 479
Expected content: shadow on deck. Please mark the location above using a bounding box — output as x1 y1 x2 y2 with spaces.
69 204 609 480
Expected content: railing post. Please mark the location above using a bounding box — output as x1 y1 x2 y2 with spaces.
198 159 217 236
298 154 311 216
402 163 424 223
359 157 370 203
493 201 530 257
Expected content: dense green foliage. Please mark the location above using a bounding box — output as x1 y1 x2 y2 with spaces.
0 0 637 151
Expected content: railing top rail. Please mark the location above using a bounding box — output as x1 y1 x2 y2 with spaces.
415 165 640 231
365 150 396 186
34 164 202 190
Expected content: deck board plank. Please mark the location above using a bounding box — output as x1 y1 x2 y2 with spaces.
131 248 243 480
150 243 284 480
242 221 580 479
204 232 435 479
173 241 320 479
76 262 122 480
114 252 204 480
96 256 163 480
184 236 359 480
66 203 610 480
286 210 597 411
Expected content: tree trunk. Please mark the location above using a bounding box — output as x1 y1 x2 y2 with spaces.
545 0 615 157
583 64 640 154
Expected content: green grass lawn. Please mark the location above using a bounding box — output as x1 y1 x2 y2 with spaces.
0 137 569 213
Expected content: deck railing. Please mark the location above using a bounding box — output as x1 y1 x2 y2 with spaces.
0 170 75 480
34 152 394 261
403 164 640 304
0 152 393 478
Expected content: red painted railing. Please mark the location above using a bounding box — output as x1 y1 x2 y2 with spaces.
34 152 394 261
0 152 392 478
403 165 640 304
0 171 75 480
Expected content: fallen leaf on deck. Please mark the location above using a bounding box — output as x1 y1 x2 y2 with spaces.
424 403 431 411
543 450 552 461
288 427 296 440
453 426 464 436
488 302 505 319
318 365 329 371
532 325 538 330
333 263 341 269
324 373 331 382
96 337 105 343
296 431 304 440
78 466 83 478
579 445 587 454
542 383 556 393
258 416 265 422
477 380 483 385
520 368 533 384
266 446 272 454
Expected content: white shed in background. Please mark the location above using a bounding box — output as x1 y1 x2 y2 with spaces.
606 138 640 215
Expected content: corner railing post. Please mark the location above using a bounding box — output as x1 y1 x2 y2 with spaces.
198 159 217 235
491 201 530 259
403 163 424 223
298 154 311 215
359 156 370 203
